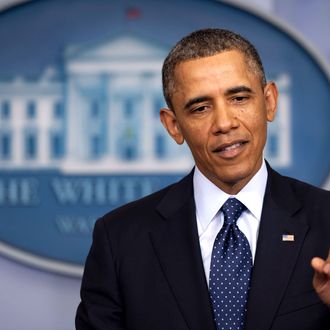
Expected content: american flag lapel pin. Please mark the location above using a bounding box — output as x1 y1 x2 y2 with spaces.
282 234 295 242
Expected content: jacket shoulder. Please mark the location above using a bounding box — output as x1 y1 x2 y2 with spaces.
282 174 330 201
268 166 330 214
96 171 193 229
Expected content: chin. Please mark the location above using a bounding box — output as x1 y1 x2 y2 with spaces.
216 167 253 185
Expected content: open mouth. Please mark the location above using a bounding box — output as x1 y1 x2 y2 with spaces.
213 141 248 153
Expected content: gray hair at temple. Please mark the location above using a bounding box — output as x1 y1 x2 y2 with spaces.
162 28 267 110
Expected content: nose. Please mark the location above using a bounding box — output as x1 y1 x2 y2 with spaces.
211 102 239 135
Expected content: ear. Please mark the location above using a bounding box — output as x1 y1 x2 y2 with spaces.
264 81 278 122
160 108 185 145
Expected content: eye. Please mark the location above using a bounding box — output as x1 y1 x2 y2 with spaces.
231 95 249 104
190 105 210 113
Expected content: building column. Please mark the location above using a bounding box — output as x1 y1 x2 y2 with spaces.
11 98 25 166
107 75 116 161
141 76 155 162
37 98 52 166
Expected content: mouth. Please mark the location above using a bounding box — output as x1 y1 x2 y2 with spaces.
212 140 248 157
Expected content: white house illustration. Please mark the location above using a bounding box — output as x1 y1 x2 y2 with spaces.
0 33 291 172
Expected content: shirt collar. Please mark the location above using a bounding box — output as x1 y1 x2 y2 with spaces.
193 160 268 231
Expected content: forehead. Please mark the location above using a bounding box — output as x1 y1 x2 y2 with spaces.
173 50 259 89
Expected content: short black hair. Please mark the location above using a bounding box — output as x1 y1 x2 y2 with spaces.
162 28 266 109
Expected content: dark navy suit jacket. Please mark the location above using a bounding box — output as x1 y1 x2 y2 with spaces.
76 165 330 329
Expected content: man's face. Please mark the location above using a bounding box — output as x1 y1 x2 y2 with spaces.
160 50 278 194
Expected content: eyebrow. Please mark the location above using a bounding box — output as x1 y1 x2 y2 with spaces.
224 85 254 96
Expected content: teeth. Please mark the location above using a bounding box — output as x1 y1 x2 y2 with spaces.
222 142 242 151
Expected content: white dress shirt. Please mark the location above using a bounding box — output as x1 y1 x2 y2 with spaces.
193 160 268 286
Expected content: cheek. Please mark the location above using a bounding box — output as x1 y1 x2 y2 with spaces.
241 105 268 136
251 119 268 149
181 125 209 152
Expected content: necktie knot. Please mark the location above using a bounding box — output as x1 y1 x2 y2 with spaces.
221 198 246 226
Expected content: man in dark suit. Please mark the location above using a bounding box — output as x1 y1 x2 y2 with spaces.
76 29 330 329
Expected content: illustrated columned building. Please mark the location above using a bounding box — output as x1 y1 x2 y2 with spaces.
63 33 191 172
0 71 64 168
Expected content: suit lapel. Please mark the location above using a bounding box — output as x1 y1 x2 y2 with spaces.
245 167 310 330
150 172 215 330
